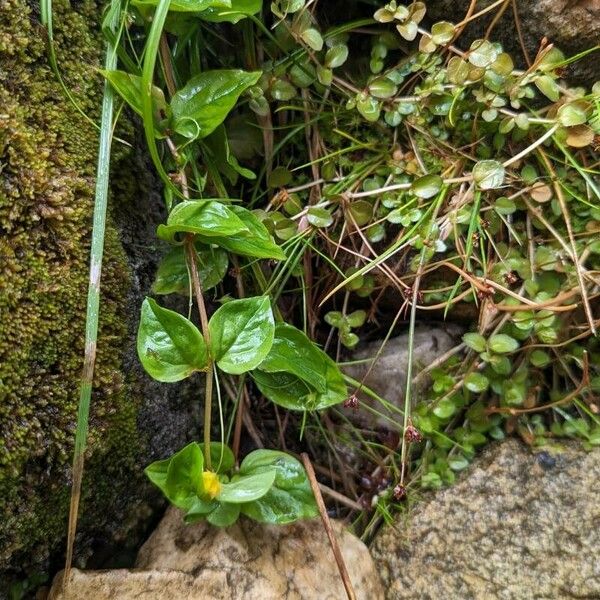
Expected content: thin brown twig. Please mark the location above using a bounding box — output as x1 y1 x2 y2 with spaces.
301 453 357 600
512 0 532 66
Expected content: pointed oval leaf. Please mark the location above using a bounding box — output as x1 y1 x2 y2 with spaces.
468 39 498 68
239 449 317 524
307 206 333 228
152 245 228 295
209 296 275 374
253 354 346 411
210 441 235 474
158 200 249 241
171 70 261 139
101 70 167 132
217 469 276 503
257 323 328 393
369 77 397 99
145 442 204 510
206 502 240 526
199 0 262 23
212 207 286 260
137 298 208 382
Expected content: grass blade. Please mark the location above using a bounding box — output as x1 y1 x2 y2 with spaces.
63 0 121 585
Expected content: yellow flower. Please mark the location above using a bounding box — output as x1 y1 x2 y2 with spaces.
201 471 221 499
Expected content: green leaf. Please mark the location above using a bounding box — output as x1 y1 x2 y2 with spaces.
270 79 297 101
101 70 167 131
431 21 454 45
534 75 560 102
145 442 203 509
317 65 333 86
557 101 589 127
489 354 511 375
472 160 505 190
239 450 317 524
257 323 328 393
412 174 443 198
325 44 349 69
212 206 286 260
307 206 333 228
206 502 240 526
208 296 275 374
448 455 470 471
252 355 347 411
356 95 380 122
152 245 228 295
465 372 489 393
468 39 498 68
137 298 208 382
369 77 397 99
462 332 486 353
157 200 249 242
346 310 366 328
199 0 262 23
433 399 457 419
530 349 551 367
171 70 261 139
488 333 519 354
203 125 256 185
271 0 304 17
267 166 292 188
217 470 277 503
494 196 516 215
447 57 469 84
397 20 417 41
184 496 219 523
300 28 323 51
133 0 228 10
210 442 235 474
348 200 373 226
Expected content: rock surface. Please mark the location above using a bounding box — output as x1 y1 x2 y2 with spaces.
371 440 600 599
343 325 461 428
49 507 383 599
425 0 600 84
0 0 198 581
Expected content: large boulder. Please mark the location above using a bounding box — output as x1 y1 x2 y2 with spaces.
49 507 384 599
425 0 600 84
371 440 600 599
0 0 196 584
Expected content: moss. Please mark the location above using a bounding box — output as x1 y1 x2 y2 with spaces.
0 0 145 576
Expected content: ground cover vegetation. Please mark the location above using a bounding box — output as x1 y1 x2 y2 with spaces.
61 0 600 566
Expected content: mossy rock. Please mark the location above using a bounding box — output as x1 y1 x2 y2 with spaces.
0 0 197 587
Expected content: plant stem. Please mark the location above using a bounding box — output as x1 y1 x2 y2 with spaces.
301 453 357 600
185 235 213 470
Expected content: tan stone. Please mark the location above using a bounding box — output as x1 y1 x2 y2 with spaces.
372 440 600 599
50 509 383 600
